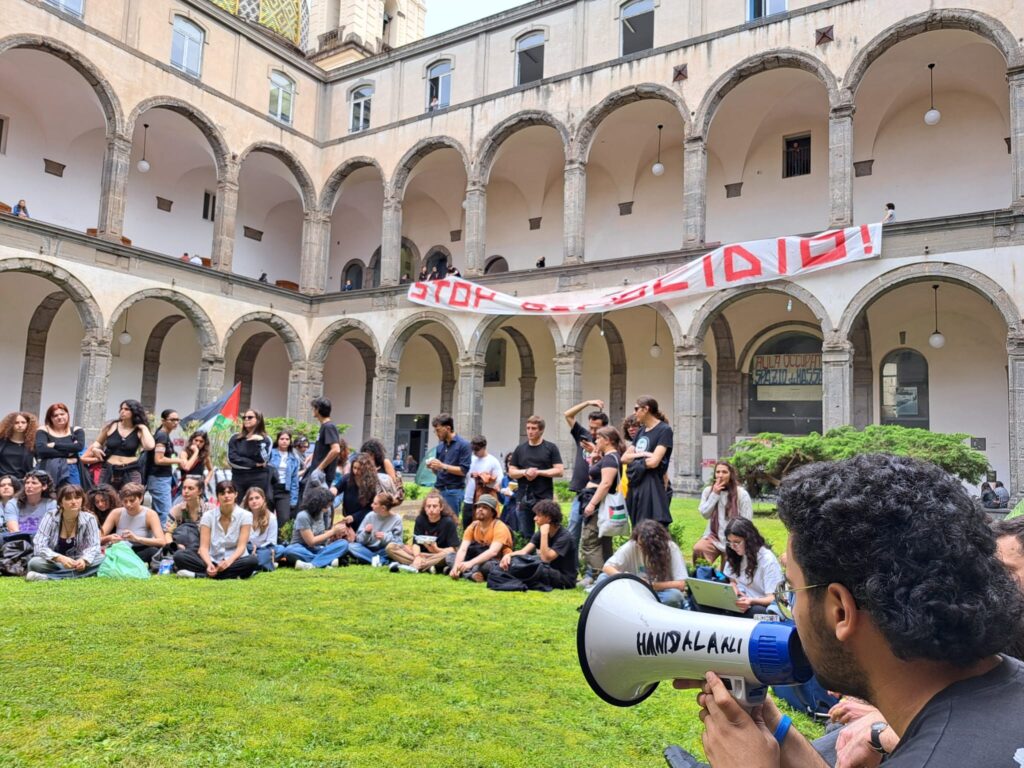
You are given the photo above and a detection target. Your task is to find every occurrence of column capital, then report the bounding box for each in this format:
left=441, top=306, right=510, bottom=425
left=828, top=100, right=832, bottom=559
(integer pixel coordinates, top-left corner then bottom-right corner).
left=684, top=134, right=707, bottom=149
left=303, top=209, right=330, bottom=225
left=553, top=349, right=582, bottom=366
left=1007, top=333, right=1024, bottom=356
left=375, top=362, right=400, bottom=380
left=564, top=159, right=587, bottom=174
left=674, top=344, right=704, bottom=365
left=109, top=132, right=133, bottom=153
left=218, top=158, right=241, bottom=183
left=200, top=353, right=225, bottom=366
left=1007, top=65, right=1024, bottom=82
left=81, top=333, right=113, bottom=354
left=384, top=196, right=403, bottom=212
left=457, top=355, right=486, bottom=372
left=829, top=103, right=856, bottom=120
left=465, top=181, right=487, bottom=196
left=822, top=339, right=854, bottom=357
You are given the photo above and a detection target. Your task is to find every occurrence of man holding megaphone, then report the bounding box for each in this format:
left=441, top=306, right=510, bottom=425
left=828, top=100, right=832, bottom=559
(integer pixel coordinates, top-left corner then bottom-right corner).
left=675, top=455, right=1024, bottom=768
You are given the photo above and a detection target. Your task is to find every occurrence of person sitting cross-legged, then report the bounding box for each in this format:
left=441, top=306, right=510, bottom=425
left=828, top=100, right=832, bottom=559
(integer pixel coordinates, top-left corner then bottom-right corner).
left=600, top=519, right=689, bottom=607
left=26, top=484, right=104, bottom=581
left=100, top=482, right=167, bottom=565
left=173, top=480, right=259, bottom=579
left=495, top=499, right=578, bottom=590
left=386, top=490, right=460, bottom=573
left=277, top=487, right=352, bottom=570
left=445, top=494, right=513, bottom=582
left=349, top=491, right=403, bottom=565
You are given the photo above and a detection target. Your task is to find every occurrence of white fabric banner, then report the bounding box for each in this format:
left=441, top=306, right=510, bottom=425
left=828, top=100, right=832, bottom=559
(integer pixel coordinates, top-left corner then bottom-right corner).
left=406, top=224, right=882, bottom=315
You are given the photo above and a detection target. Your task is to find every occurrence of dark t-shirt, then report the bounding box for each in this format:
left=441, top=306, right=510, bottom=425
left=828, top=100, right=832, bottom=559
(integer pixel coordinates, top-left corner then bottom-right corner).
left=529, top=525, right=577, bottom=586
left=147, top=429, right=176, bottom=478
left=0, top=440, right=33, bottom=478
left=883, top=655, right=1024, bottom=767
left=311, top=421, right=341, bottom=485
left=510, top=440, right=563, bottom=504
left=588, top=452, right=620, bottom=484
left=569, top=422, right=594, bottom=492
left=633, top=420, right=673, bottom=477
left=412, top=514, right=460, bottom=550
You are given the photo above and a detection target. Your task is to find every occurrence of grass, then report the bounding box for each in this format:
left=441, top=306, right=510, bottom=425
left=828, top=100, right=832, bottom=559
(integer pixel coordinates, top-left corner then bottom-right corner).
left=0, top=499, right=814, bottom=768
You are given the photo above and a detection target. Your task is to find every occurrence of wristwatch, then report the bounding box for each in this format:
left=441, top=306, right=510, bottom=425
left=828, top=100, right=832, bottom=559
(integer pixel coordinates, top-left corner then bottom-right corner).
left=868, top=721, right=889, bottom=755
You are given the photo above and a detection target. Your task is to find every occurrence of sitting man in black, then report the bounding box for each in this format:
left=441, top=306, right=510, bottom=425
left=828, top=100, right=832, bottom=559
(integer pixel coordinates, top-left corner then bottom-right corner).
left=496, top=499, right=577, bottom=590
left=681, top=454, right=1024, bottom=768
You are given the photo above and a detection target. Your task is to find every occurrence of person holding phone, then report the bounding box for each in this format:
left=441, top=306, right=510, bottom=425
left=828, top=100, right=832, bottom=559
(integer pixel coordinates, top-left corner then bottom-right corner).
left=564, top=398, right=609, bottom=574
left=693, top=460, right=753, bottom=567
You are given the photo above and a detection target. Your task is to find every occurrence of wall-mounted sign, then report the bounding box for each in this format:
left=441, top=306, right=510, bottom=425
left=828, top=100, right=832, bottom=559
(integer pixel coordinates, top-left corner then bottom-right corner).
left=752, top=353, right=822, bottom=401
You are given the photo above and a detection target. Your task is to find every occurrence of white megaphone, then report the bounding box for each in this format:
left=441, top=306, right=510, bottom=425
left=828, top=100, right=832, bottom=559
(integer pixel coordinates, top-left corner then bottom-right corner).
left=577, top=574, right=812, bottom=707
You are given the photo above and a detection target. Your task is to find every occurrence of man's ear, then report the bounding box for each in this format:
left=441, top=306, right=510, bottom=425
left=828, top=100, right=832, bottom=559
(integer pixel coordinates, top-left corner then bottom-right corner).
left=828, top=583, right=862, bottom=642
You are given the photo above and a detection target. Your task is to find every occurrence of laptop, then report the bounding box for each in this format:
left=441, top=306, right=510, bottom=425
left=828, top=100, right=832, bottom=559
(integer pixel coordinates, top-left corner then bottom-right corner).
left=687, top=578, right=744, bottom=613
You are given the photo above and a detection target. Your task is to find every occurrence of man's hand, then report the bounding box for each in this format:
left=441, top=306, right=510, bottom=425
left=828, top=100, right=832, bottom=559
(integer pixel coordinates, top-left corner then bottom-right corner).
left=828, top=697, right=878, bottom=725
left=835, top=715, right=885, bottom=768
left=499, top=554, right=512, bottom=570
left=525, top=467, right=538, bottom=480
left=426, top=458, right=441, bottom=471
left=539, top=523, right=550, bottom=537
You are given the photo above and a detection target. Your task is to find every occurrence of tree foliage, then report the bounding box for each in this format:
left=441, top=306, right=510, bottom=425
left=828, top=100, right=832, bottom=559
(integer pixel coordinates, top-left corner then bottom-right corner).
left=726, top=425, right=989, bottom=496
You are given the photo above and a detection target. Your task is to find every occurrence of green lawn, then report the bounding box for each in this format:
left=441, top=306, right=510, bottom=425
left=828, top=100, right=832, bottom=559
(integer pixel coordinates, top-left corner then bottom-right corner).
left=0, top=500, right=811, bottom=768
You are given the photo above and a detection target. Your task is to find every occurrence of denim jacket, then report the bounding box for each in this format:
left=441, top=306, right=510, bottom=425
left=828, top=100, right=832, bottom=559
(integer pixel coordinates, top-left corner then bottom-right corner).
left=269, top=449, right=301, bottom=506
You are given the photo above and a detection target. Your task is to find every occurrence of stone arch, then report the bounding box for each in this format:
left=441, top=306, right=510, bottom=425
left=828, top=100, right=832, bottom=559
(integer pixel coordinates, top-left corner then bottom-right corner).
left=20, top=292, right=68, bottom=414
left=319, top=156, right=386, bottom=213
left=692, top=49, right=842, bottom=140
left=565, top=314, right=629, bottom=424
left=237, top=141, right=318, bottom=213
left=0, top=34, right=124, bottom=136
left=842, top=9, right=1023, bottom=101
left=140, top=314, right=185, bottom=414
left=468, top=314, right=563, bottom=363
left=687, top=282, right=834, bottom=346
left=573, top=83, right=692, bottom=163
left=126, top=96, right=232, bottom=177
left=222, top=311, right=307, bottom=365
left=309, top=317, right=381, bottom=365
left=422, top=244, right=452, bottom=274
left=340, top=258, right=366, bottom=289
left=105, top=288, right=219, bottom=353
left=421, top=333, right=456, bottom=414
left=390, top=136, right=472, bottom=200
left=473, top=111, right=571, bottom=185
left=837, top=262, right=1022, bottom=341
left=0, top=257, right=104, bottom=335
left=382, top=311, right=466, bottom=366
left=233, top=332, right=275, bottom=413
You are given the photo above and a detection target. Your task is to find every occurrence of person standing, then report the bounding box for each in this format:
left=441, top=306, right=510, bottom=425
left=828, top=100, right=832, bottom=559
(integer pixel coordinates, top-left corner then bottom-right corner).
left=145, top=409, right=181, bottom=525
left=425, top=414, right=471, bottom=521
left=88, top=400, right=155, bottom=492
left=508, top=416, right=564, bottom=539
left=269, top=430, right=301, bottom=528
left=579, top=425, right=625, bottom=581
left=309, top=397, right=342, bottom=486
left=462, top=435, right=504, bottom=530
left=621, top=396, right=673, bottom=528
left=0, top=411, right=37, bottom=479
left=34, top=403, right=86, bottom=489
left=563, top=398, right=608, bottom=562
left=12, top=199, right=30, bottom=218
left=227, top=410, right=272, bottom=500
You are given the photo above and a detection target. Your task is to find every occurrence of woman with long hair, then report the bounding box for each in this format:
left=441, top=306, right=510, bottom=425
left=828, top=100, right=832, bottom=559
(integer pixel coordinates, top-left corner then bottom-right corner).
left=0, top=475, right=21, bottom=534
left=85, top=484, right=120, bottom=528
left=694, top=460, right=753, bottom=566
left=359, top=438, right=401, bottom=491
left=87, top=400, right=155, bottom=492
left=601, top=519, right=688, bottom=607
left=621, top=396, right=673, bottom=528
left=385, top=490, right=459, bottom=573
left=227, top=410, right=272, bottom=500
left=332, top=452, right=385, bottom=530
left=721, top=518, right=783, bottom=615
left=35, top=403, right=87, bottom=489
left=579, top=425, right=627, bottom=580
left=4, top=468, right=57, bottom=536
left=178, top=431, right=214, bottom=493
left=0, top=411, right=37, bottom=479
left=26, top=484, right=103, bottom=581
left=172, top=480, right=259, bottom=579
left=277, top=486, right=352, bottom=569
left=349, top=491, right=403, bottom=565
left=242, top=486, right=278, bottom=571
left=269, top=430, right=301, bottom=528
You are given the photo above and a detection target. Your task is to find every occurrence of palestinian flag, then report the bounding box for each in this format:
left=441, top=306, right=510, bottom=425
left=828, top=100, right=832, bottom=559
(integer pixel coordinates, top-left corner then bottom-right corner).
left=179, top=383, right=242, bottom=434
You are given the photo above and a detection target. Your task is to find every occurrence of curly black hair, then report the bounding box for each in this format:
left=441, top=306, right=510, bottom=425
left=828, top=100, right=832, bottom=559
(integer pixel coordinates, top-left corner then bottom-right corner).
left=778, top=453, right=1024, bottom=666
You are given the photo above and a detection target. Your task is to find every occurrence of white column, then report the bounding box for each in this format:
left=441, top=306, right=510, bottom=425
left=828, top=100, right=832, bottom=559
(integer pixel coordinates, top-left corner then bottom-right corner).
left=562, top=162, right=586, bottom=265
left=380, top=197, right=402, bottom=287
left=75, top=334, right=113, bottom=440
left=96, top=133, right=131, bottom=241
left=463, top=183, right=487, bottom=277
left=553, top=350, right=583, bottom=477
left=821, top=339, right=854, bottom=432
left=212, top=160, right=240, bottom=273
left=828, top=104, right=855, bottom=228
left=300, top=211, right=331, bottom=295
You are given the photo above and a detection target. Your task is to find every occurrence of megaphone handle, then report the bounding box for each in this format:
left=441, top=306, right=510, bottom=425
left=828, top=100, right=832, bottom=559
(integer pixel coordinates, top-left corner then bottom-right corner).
left=721, top=676, right=769, bottom=709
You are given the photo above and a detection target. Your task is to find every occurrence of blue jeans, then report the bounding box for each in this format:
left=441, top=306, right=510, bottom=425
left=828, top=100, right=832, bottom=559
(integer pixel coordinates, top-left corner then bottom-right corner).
left=438, top=488, right=465, bottom=521
left=254, top=545, right=277, bottom=572
left=278, top=539, right=349, bottom=568
left=349, top=542, right=388, bottom=565
left=147, top=475, right=173, bottom=525
left=568, top=496, right=583, bottom=553
left=27, top=555, right=104, bottom=579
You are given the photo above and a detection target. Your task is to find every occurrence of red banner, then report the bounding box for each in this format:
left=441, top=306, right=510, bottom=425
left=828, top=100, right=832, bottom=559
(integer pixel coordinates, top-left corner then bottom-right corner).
left=406, top=224, right=882, bottom=315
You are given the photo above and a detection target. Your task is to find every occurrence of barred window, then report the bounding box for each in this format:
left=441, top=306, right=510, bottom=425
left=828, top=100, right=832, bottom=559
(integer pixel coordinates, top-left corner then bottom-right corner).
left=783, top=135, right=811, bottom=178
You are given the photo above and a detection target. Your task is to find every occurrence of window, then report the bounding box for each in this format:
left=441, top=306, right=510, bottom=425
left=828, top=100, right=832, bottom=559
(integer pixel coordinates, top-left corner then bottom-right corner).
left=750, top=0, right=786, bottom=20
left=516, top=32, right=545, bottom=86
left=880, top=349, right=929, bottom=429
left=485, top=256, right=509, bottom=274
left=427, top=61, right=452, bottom=111
left=747, top=332, right=822, bottom=434
left=269, top=71, right=295, bottom=124
left=703, top=360, right=712, bottom=435
left=44, top=0, right=83, bottom=17
left=621, top=0, right=654, bottom=56
left=783, top=134, right=811, bottom=178
left=343, top=262, right=364, bottom=290
left=350, top=86, right=373, bottom=133
left=171, top=16, right=204, bottom=78
left=202, top=190, right=217, bottom=222
left=425, top=249, right=449, bottom=277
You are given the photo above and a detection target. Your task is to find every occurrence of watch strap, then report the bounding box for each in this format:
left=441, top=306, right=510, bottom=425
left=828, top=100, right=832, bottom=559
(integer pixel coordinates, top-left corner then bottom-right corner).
left=869, top=721, right=889, bottom=754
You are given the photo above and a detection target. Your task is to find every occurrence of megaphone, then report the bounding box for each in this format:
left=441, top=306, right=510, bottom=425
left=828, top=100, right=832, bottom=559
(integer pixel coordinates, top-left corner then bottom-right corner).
left=577, top=573, right=812, bottom=707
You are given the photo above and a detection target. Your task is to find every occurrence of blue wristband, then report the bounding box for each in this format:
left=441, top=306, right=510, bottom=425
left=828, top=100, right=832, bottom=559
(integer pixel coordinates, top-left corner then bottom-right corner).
left=773, top=714, right=792, bottom=746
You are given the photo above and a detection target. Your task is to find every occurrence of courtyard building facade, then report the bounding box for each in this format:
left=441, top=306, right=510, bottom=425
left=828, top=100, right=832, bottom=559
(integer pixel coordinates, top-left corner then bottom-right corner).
left=1, top=0, right=1023, bottom=494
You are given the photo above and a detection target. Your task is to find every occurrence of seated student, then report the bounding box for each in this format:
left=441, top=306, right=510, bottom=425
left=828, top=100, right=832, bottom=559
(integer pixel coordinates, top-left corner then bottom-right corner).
left=3, top=469, right=57, bottom=536
left=331, top=453, right=380, bottom=530
left=349, top=491, right=403, bottom=565
left=85, top=484, right=119, bottom=529
left=386, top=490, right=460, bottom=573
left=445, top=494, right=513, bottom=582
left=496, top=499, right=577, bottom=590
left=601, top=519, right=689, bottom=607
left=164, top=476, right=207, bottom=554
left=100, top=482, right=167, bottom=564
left=242, top=487, right=279, bottom=572
left=719, top=517, right=784, bottom=616
left=0, top=475, right=20, bottom=534
left=692, top=460, right=753, bottom=567
left=26, top=484, right=104, bottom=581
left=173, top=480, right=259, bottom=579
left=277, top=487, right=351, bottom=570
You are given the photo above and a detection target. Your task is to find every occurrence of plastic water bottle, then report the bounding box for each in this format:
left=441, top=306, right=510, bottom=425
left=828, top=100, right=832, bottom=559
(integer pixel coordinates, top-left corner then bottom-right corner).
left=158, top=557, right=173, bottom=575
left=371, top=554, right=381, bottom=568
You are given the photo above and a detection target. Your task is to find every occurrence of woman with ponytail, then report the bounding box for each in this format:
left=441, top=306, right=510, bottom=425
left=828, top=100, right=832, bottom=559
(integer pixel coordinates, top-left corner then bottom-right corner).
left=693, top=460, right=753, bottom=566
left=621, top=396, right=673, bottom=528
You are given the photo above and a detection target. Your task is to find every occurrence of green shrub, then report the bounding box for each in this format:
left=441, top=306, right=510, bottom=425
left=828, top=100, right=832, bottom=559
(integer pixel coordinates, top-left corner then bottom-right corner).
left=553, top=480, right=575, bottom=503
left=403, top=482, right=424, bottom=501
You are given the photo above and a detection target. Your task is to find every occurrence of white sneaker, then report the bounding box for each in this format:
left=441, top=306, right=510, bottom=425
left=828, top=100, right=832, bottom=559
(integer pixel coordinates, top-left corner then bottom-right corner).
left=175, top=570, right=196, bottom=579
left=397, top=564, right=419, bottom=574
left=295, top=560, right=315, bottom=570
left=25, top=571, right=49, bottom=582
left=329, top=559, right=340, bottom=568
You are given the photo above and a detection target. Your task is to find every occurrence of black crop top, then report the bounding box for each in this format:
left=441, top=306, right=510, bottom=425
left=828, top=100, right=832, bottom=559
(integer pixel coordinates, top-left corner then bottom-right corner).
left=104, top=427, right=141, bottom=458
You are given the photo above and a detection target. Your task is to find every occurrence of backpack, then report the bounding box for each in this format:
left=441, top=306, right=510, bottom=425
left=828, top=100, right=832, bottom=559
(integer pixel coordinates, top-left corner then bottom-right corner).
left=0, top=537, right=34, bottom=577
left=486, top=568, right=528, bottom=591
left=172, top=520, right=201, bottom=553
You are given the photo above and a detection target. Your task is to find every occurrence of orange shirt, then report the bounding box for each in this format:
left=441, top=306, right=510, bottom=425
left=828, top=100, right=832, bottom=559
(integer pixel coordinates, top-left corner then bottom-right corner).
left=463, top=519, right=513, bottom=555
